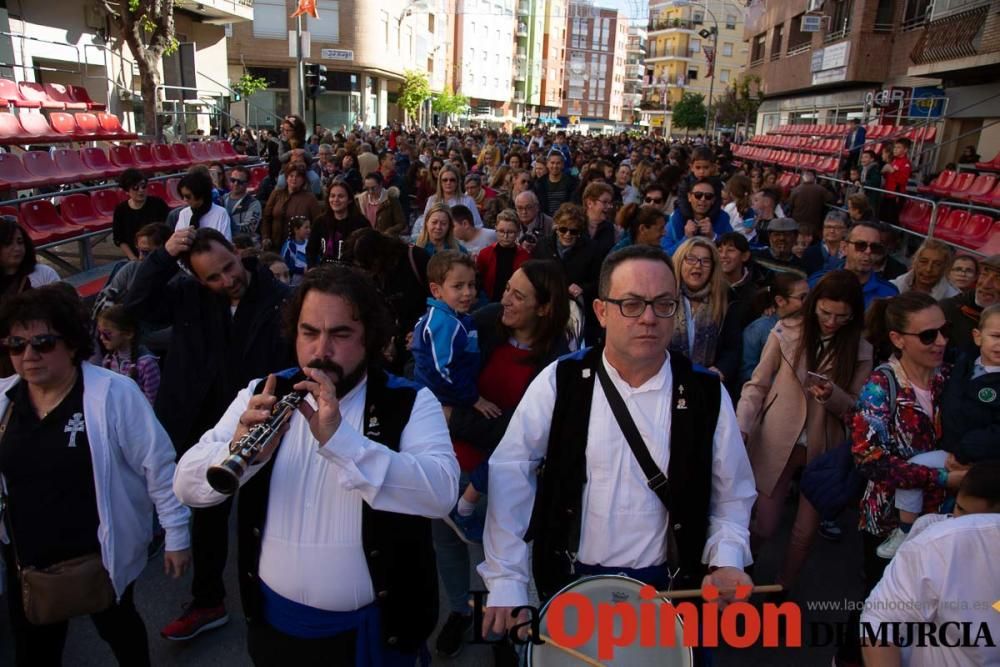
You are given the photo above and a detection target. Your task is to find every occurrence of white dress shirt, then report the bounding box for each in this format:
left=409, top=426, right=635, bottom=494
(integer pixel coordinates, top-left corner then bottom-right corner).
left=862, top=513, right=1000, bottom=667
left=478, top=351, right=756, bottom=608
left=174, top=374, right=459, bottom=611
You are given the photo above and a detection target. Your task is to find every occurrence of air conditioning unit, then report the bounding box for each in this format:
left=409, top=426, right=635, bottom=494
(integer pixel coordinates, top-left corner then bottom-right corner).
left=801, top=14, right=824, bottom=32
left=807, top=0, right=825, bottom=12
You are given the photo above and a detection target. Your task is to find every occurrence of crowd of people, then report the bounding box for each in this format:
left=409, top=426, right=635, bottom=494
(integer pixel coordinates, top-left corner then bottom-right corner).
left=0, top=116, right=997, bottom=667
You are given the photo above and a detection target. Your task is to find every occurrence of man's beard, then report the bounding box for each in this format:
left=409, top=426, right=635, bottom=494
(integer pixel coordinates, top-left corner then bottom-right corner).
left=306, top=358, right=367, bottom=398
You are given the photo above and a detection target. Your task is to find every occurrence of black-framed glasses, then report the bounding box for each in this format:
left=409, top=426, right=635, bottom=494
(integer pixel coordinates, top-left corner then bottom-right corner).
left=230, top=178, right=248, bottom=185
left=682, top=255, right=713, bottom=268
left=691, top=191, right=715, bottom=201
left=555, top=227, right=581, bottom=236
left=1, top=334, right=63, bottom=355
left=644, top=197, right=664, bottom=204
left=849, top=240, right=886, bottom=255
left=604, top=297, right=678, bottom=318
left=898, top=324, right=951, bottom=345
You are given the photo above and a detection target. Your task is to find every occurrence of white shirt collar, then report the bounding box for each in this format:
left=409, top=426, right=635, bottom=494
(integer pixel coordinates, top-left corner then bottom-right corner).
left=601, top=350, right=671, bottom=395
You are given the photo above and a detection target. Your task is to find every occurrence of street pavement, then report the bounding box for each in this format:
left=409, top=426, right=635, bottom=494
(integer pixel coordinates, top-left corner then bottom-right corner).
left=1, top=494, right=863, bottom=666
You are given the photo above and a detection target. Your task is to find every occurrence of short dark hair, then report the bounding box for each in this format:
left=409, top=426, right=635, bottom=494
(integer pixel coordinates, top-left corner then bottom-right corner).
left=848, top=220, right=883, bottom=238
left=959, top=461, right=1000, bottom=508
left=178, top=170, right=213, bottom=203
left=364, top=171, right=384, bottom=186
left=135, top=222, right=171, bottom=247
left=598, top=245, right=675, bottom=300
left=282, top=263, right=393, bottom=362
left=0, top=283, right=93, bottom=363
left=0, top=217, right=36, bottom=278
left=179, top=228, right=236, bottom=273
left=427, top=250, right=475, bottom=285
left=691, top=146, right=715, bottom=163
left=118, top=168, right=146, bottom=192
left=229, top=165, right=250, bottom=180
left=689, top=176, right=716, bottom=192
left=717, top=231, right=750, bottom=254
left=861, top=149, right=877, bottom=160
left=450, top=204, right=475, bottom=226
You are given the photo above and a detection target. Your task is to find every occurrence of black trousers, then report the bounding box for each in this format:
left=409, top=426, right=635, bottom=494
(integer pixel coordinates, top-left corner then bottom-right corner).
left=247, top=622, right=357, bottom=667
left=3, top=546, right=149, bottom=667
left=190, top=496, right=234, bottom=607
left=836, top=531, right=890, bottom=663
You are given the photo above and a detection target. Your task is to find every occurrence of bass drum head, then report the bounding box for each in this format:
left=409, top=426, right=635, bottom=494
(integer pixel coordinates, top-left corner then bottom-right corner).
left=527, top=575, right=693, bottom=666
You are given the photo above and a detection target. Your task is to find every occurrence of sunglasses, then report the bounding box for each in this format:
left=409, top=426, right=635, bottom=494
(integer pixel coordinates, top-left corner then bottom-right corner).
left=130, top=182, right=148, bottom=191
left=555, top=227, right=581, bottom=236
left=898, top=324, right=951, bottom=345
left=2, top=334, right=63, bottom=355
left=230, top=178, right=248, bottom=185
left=849, top=240, right=886, bottom=254
left=644, top=197, right=664, bottom=204
left=691, top=191, right=715, bottom=201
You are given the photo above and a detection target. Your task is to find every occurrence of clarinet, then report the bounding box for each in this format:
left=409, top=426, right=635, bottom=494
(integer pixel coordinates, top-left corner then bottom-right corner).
left=206, top=385, right=306, bottom=495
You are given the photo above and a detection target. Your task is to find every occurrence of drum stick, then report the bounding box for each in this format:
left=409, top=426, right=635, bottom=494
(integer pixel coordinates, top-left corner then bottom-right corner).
left=656, top=584, right=783, bottom=599
left=537, top=633, right=607, bottom=667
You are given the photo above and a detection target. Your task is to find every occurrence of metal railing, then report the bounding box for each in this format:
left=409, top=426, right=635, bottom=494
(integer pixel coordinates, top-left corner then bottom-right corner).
left=195, top=69, right=284, bottom=129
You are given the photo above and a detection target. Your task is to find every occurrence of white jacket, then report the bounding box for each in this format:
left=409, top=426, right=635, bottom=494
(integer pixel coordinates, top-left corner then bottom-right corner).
left=175, top=204, right=233, bottom=240
left=890, top=270, right=960, bottom=301
left=0, top=363, right=190, bottom=598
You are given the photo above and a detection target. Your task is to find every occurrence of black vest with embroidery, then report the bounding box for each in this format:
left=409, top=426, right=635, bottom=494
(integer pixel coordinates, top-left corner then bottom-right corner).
left=526, top=347, right=721, bottom=599
left=236, top=368, right=438, bottom=653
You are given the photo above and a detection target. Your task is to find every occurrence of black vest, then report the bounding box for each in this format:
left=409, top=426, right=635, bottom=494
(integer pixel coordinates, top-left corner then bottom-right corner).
left=526, top=348, right=721, bottom=599
left=236, top=368, right=438, bottom=653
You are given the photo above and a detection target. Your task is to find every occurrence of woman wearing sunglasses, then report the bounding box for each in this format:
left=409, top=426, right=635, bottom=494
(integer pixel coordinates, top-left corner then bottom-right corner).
left=738, top=270, right=871, bottom=591
left=854, top=292, right=961, bottom=588
left=0, top=285, right=190, bottom=664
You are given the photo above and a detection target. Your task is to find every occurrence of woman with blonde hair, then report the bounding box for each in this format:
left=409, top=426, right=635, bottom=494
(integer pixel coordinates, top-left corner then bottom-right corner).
left=412, top=164, right=482, bottom=239
left=414, top=202, right=466, bottom=256
left=669, top=237, right=740, bottom=384
left=631, top=160, right=655, bottom=191
left=890, top=238, right=959, bottom=300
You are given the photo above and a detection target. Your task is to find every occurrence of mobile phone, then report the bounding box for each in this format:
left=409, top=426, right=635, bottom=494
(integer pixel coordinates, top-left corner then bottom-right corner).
left=805, top=371, right=830, bottom=387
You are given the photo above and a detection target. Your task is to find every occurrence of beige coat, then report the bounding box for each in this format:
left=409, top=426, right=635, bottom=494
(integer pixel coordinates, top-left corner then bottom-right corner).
left=736, top=318, right=873, bottom=497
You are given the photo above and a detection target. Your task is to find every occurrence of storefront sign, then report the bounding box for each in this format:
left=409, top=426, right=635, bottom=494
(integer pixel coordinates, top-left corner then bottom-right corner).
left=811, top=42, right=849, bottom=84
left=320, top=49, right=354, bottom=61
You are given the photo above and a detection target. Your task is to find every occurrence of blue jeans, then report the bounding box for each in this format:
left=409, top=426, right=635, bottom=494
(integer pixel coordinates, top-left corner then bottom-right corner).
left=431, top=473, right=486, bottom=615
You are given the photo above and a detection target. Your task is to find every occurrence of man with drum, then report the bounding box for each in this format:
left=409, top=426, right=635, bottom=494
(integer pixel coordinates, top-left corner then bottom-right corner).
left=480, top=245, right=757, bottom=645
left=173, top=265, right=460, bottom=665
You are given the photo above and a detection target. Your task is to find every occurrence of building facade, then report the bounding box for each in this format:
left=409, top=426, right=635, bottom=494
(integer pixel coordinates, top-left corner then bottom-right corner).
left=512, top=0, right=545, bottom=120
left=624, top=25, right=648, bottom=128
left=643, top=0, right=746, bottom=136
left=539, top=0, right=569, bottom=114
left=455, top=0, right=516, bottom=121
left=562, top=0, right=628, bottom=130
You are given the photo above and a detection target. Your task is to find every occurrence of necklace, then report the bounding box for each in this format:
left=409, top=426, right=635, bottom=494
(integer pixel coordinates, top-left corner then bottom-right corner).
left=32, top=372, right=78, bottom=419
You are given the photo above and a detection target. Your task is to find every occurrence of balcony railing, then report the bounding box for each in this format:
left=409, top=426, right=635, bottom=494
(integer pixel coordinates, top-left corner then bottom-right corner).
left=645, top=46, right=696, bottom=59
left=647, top=17, right=696, bottom=32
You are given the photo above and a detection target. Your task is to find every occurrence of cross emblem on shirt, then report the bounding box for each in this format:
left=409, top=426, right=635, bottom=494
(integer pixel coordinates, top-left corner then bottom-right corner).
left=64, top=413, right=85, bottom=448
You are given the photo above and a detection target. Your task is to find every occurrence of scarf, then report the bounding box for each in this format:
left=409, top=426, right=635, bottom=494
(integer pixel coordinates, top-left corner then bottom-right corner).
left=671, top=283, right=720, bottom=368
left=189, top=199, right=213, bottom=229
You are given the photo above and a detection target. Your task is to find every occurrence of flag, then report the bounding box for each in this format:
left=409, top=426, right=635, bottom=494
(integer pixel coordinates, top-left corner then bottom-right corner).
left=291, top=0, right=319, bottom=19
left=704, top=46, right=716, bottom=78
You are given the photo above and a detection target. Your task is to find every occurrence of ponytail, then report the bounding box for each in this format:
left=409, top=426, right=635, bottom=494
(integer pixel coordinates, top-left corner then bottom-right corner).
left=865, top=292, right=938, bottom=360
left=749, top=273, right=801, bottom=321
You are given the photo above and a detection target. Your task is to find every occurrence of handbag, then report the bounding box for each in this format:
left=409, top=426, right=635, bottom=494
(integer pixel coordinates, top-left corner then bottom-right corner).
left=0, top=404, right=116, bottom=625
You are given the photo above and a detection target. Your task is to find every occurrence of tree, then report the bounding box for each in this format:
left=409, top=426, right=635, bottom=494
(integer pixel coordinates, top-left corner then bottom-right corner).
left=232, top=73, right=270, bottom=125
left=432, top=87, right=469, bottom=125
left=671, top=92, right=706, bottom=135
left=713, top=74, right=763, bottom=133
left=101, top=0, right=179, bottom=137
left=397, top=70, right=432, bottom=123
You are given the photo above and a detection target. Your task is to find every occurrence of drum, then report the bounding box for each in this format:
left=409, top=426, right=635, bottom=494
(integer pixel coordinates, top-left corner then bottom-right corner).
left=527, top=575, right=694, bottom=666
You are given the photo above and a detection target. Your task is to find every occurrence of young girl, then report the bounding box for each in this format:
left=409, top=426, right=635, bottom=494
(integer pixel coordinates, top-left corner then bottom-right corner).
left=281, top=215, right=310, bottom=285
left=97, top=304, right=160, bottom=405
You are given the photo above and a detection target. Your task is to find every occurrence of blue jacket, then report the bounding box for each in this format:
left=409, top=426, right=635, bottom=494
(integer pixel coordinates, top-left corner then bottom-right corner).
left=411, top=298, right=481, bottom=407
left=808, top=269, right=898, bottom=309
left=661, top=208, right=733, bottom=256
left=740, top=314, right=778, bottom=384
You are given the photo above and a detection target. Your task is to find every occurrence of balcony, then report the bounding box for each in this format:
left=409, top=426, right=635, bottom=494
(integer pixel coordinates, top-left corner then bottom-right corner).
left=517, top=1, right=529, bottom=16
left=517, top=22, right=528, bottom=37
left=644, top=46, right=696, bottom=63
left=514, top=66, right=527, bottom=81
left=910, top=4, right=992, bottom=70
left=174, top=0, right=254, bottom=23
left=513, top=92, right=525, bottom=103
left=647, top=17, right=697, bottom=35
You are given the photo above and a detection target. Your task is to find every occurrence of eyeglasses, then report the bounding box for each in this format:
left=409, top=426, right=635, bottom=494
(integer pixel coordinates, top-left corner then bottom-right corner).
left=898, top=324, right=951, bottom=345
left=230, top=178, right=247, bottom=185
left=691, top=191, right=715, bottom=201
left=130, top=182, right=148, bottom=191
left=97, top=328, right=114, bottom=339
left=1, top=334, right=63, bottom=355
left=849, top=240, right=886, bottom=255
left=644, top=197, right=664, bottom=205
left=788, top=292, right=809, bottom=302
left=555, top=227, right=581, bottom=236
left=440, top=177, right=457, bottom=182
left=604, top=297, right=678, bottom=318
left=683, top=255, right=713, bottom=268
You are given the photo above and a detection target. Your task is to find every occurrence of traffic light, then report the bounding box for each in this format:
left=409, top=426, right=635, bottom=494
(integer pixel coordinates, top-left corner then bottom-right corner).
left=305, top=63, right=327, bottom=98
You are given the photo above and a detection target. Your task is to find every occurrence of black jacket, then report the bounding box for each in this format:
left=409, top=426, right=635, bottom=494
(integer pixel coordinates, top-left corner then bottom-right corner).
left=124, top=249, right=293, bottom=450
left=941, top=352, right=1000, bottom=464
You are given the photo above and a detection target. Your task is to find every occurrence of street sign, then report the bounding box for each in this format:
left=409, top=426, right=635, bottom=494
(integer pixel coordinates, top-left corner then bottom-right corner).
left=320, top=49, right=354, bottom=61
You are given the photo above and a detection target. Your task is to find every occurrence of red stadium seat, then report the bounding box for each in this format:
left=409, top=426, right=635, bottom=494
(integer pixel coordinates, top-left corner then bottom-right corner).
left=933, top=208, right=969, bottom=243
left=95, top=112, right=138, bottom=140
left=164, top=178, right=186, bottom=208
left=146, top=180, right=169, bottom=203
left=60, top=193, right=110, bottom=231
left=171, top=143, right=194, bottom=168
left=899, top=200, right=932, bottom=233
left=109, top=145, right=139, bottom=171
left=18, top=82, right=62, bottom=109
left=958, top=214, right=996, bottom=249
left=18, top=112, right=61, bottom=143
left=247, top=165, right=267, bottom=194
left=21, top=151, right=66, bottom=187
left=67, top=84, right=106, bottom=111
left=152, top=143, right=183, bottom=170
left=19, top=200, right=79, bottom=243
left=0, top=205, right=18, bottom=218
left=131, top=144, right=158, bottom=173
left=188, top=141, right=211, bottom=163
left=919, top=169, right=956, bottom=196
left=0, top=78, right=41, bottom=108
left=976, top=151, right=1000, bottom=172
left=971, top=181, right=1000, bottom=208
left=53, top=148, right=103, bottom=182
left=215, top=141, right=245, bottom=164
left=0, top=112, right=30, bottom=144
left=955, top=174, right=997, bottom=202
left=73, top=113, right=101, bottom=138
left=47, top=112, right=81, bottom=140
left=942, top=171, right=977, bottom=199
left=0, top=152, right=52, bottom=190
left=82, top=147, right=123, bottom=179
left=92, top=188, right=126, bottom=218
left=44, top=83, right=88, bottom=111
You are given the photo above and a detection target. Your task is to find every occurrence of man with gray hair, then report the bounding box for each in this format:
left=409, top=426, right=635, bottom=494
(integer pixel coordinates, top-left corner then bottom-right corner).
left=357, top=142, right=378, bottom=178
left=514, top=190, right=553, bottom=238
left=802, top=210, right=849, bottom=275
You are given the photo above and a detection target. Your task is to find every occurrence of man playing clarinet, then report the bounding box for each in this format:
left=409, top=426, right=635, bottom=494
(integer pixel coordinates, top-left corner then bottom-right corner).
left=480, top=245, right=757, bottom=644
left=173, top=264, right=459, bottom=666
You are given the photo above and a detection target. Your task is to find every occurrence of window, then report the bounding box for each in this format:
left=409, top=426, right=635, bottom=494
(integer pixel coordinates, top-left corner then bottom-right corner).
left=787, top=14, right=812, bottom=52
left=903, top=0, right=931, bottom=28
left=253, top=0, right=288, bottom=39
left=687, top=67, right=698, bottom=81
left=690, top=38, right=701, bottom=53
left=874, top=0, right=895, bottom=31
left=722, top=42, right=733, bottom=57
left=827, top=0, right=854, bottom=40
left=751, top=33, right=766, bottom=63
left=428, top=14, right=435, bottom=32
left=770, top=23, right=783, bottom=59
left=693, top=11, right=704, bottom=24
left=482, top=50, right=487, bottom=61
left=720, top=69, right=730, bottom=83
left=725, top=14, right=737, bottom=29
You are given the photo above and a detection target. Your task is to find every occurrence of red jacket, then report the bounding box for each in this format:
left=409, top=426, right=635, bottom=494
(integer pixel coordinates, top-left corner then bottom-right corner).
left=884, top=156, right=912, bottom=196
left=476, top=242, right=530, bottom=299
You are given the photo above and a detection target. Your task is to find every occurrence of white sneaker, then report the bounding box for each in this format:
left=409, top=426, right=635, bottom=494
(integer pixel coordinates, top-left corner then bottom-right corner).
left=876, top=527, right=907, bottom=559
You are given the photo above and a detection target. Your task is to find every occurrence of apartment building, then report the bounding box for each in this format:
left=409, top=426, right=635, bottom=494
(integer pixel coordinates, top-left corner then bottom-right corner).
left=643, top=0, right=746, bottom=136
left=539, top=0, right=569, bottom=115
left=624, top=25, right=648, bottom=128
left=511, top=0, right=545, bottom=120
left=562, top=0, right=628, bottom=130
left=454, top=0, right=517, bottom=121
left=743, top=0, right=999, bottom=166
left=228, top=0, right=451, bottom=129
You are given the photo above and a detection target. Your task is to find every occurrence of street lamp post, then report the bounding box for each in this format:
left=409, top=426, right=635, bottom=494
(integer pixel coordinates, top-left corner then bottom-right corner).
left=395, top=0, right=430, bottom=126
left=675, top=0, right=720, bottom=138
